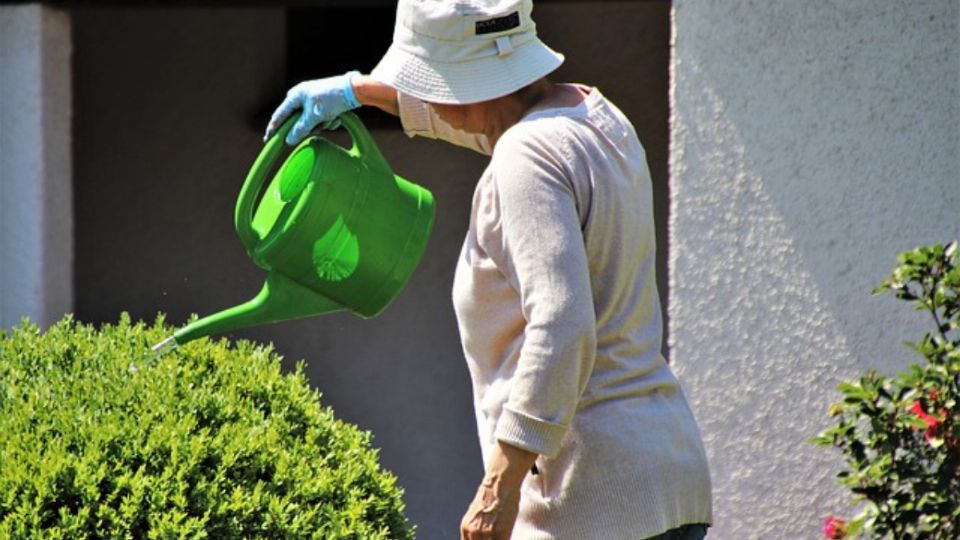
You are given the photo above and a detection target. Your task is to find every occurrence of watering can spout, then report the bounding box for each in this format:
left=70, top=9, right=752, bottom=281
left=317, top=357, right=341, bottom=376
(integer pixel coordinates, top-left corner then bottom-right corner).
left=172, top=272, right=344, bottom=345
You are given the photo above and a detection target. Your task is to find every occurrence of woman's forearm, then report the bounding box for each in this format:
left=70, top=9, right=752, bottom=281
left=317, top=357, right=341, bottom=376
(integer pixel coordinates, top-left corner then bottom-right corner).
left=352, top=75, right=399, bottom=117
left=485, top=440, right=538, bottom=494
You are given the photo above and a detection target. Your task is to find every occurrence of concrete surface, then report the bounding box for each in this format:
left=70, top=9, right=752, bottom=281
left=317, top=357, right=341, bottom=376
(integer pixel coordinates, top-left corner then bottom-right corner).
left=0, top=5, right=72, bottom=329
left=669, top=1, right=959, bottom=537
left=70, top=4, right=671, bottom=538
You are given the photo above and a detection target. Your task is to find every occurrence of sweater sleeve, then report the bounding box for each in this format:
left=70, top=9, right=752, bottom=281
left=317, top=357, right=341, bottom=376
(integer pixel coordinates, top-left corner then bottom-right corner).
left=397, top=92, right=493, bottom=156
left=488, top=124, right=597, bottom=458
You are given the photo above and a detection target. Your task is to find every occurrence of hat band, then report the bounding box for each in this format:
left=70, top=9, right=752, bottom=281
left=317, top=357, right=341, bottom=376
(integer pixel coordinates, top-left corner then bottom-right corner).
left=392, top=27, right=537, bottom=64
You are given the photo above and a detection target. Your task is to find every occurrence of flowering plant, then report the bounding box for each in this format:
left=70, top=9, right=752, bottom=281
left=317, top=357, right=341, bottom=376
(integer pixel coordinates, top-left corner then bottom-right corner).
left=811, top=242, right=960, bottom=539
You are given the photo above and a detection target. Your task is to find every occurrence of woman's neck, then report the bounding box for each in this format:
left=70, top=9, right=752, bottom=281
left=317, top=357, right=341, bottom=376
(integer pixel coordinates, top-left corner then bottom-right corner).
left=485, top=79, right=584, bottom=146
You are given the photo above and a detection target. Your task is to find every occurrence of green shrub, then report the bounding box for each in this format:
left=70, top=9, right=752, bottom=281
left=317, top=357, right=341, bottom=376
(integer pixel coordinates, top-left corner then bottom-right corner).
left=812, top=242, right=960, bottom=539
left=0, top=314, right=414, bottom=539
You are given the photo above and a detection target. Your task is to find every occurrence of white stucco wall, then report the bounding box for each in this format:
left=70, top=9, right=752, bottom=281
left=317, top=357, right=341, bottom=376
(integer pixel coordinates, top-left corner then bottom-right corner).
left=669, top=1, right=958, bottom=538
left=0, top=5, right=72, bottom=329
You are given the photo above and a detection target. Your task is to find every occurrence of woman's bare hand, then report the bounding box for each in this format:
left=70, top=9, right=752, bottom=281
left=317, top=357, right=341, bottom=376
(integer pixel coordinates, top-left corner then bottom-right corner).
left=460, top=476, right=521, bottom=540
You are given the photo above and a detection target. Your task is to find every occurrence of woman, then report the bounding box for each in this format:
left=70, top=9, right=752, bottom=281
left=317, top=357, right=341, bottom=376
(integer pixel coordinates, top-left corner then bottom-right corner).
left=264, top=1, right=713, bottom=538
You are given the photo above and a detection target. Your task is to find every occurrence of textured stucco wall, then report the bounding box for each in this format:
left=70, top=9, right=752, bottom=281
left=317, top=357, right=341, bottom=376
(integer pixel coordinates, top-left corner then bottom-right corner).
left=670, top=1, right=959, bottom=538
left=0, top=5, right=72, bottom=328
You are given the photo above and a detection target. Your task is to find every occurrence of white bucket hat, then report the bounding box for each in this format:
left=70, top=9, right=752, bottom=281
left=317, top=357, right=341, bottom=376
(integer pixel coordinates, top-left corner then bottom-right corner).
left=370, top=0, right=565, bottom=104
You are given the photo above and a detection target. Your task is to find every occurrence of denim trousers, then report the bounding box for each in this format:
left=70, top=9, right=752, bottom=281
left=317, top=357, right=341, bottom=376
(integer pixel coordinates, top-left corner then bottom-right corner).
left=643, top=523, right=709, bottom=540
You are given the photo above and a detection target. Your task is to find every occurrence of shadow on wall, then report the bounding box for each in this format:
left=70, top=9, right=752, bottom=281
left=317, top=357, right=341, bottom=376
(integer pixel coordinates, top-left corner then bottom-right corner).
left=669, top=1, right=959, bottom=538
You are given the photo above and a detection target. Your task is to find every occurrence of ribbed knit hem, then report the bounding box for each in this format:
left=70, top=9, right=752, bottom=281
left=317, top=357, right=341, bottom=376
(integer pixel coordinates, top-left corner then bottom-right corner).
left=495, top=407, right=568, bottom=458
left=514, top=457, right=713, bottom=539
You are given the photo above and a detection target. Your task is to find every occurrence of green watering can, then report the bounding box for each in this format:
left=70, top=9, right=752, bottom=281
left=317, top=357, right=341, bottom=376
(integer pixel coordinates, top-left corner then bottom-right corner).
left=155, top=112, right=435, bottom=350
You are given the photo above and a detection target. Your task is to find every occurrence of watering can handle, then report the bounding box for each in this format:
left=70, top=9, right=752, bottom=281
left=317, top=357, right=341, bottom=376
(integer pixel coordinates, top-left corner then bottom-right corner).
left=339, top=112, right=393, bottom=174
left=235, top=114, right=297, bottom=256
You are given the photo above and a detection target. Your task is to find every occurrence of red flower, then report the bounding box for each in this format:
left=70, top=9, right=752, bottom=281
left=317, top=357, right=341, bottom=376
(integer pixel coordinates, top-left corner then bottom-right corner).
left=823, top=515, right=848, bottom=539
left=909, top=401, right=942, bottom=429
left=908, top=400, right=950, bottom=446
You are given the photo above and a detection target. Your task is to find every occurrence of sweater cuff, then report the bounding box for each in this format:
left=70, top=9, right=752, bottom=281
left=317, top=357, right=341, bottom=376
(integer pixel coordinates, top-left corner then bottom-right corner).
left=397, top=92, right=434, bottom=139
left=495, top=407, right=568, bottom=458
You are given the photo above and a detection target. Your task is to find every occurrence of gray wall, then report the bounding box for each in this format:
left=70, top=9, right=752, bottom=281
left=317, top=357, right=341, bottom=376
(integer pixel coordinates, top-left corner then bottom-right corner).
left=71, top=3, right=669, bottom=538
left=670, top=1, right=959, bottom=538
left=0, top=5, right=72, bottom=329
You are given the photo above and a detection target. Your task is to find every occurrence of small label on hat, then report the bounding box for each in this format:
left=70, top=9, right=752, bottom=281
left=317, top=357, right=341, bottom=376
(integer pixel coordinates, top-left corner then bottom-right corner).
left=475, top=12, right=520, bottom=35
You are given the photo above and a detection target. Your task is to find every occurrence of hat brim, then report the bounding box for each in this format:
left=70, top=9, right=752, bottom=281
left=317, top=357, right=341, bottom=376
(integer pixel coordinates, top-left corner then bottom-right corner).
left=370, top=38, right=565, bottom=105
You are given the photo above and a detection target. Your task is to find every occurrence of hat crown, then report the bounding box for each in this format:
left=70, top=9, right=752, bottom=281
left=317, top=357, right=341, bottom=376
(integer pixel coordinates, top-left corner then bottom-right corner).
left=397, top=0, right=533, bottom=43
left=370, top=0, right=564, bottom=104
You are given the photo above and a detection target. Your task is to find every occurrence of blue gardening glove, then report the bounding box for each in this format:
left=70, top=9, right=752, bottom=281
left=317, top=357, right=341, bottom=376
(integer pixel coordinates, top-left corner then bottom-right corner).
left=264, top=70, right=362, bottom=145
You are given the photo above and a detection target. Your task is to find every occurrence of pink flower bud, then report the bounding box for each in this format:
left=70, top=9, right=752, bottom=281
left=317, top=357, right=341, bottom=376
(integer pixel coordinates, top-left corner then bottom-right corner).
left=823, top=515, right=848, bottom=539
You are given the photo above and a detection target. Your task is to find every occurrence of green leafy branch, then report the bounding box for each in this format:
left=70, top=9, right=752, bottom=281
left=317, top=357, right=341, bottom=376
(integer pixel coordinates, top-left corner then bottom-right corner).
left=812, top=242, right=960, bottom=539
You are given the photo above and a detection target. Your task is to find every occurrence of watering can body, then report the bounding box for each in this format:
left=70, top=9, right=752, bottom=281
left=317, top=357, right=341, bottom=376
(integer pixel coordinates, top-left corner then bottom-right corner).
left=171, top=112, right=434, bottom=344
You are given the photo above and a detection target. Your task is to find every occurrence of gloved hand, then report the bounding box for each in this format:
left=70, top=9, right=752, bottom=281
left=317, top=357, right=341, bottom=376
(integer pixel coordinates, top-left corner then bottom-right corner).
left=263, top=70, right=362, bottom=146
